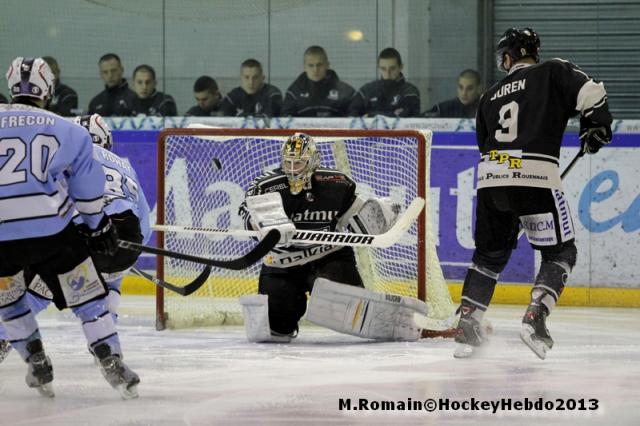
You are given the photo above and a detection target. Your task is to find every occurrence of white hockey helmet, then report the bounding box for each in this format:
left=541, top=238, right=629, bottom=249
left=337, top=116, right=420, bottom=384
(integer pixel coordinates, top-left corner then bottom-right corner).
left=281, top=132, right=320, bottom=195
left=74, top=114, right=113, bottom=150
left=6, top=57, right=55, bottom=101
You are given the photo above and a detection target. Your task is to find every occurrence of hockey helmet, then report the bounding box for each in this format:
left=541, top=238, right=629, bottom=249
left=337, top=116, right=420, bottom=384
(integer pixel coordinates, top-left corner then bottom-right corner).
left=496, top=27, right=540, bottom=72
left=74, top=114, right=113, bottom=150
left=281, top=132, right=320, bottom=195
left=6, top=57, right=55, bottom=101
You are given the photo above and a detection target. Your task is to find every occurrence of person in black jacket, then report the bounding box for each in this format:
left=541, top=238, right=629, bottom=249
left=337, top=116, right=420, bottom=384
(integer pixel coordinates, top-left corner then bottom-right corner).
left=42, top=56, right=78, bottom=116
left=126, top=64, right=177, bottom=117
left=0, top=93, right=7, bottom=103
left=424, top=69, right=482, bottom=118
left=88, top=53, right=134, bottom=116
left=221, top=59, right=282, bottom=117
left=282, top=46, right=355, bottom=117
left=185, top=75, right=223, bottom=117
left=348, top=48, right=420, bottom=117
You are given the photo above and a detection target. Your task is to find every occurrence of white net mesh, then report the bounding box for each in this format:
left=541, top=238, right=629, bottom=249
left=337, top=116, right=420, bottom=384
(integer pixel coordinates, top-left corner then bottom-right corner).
left=157, top=129, right=454, bottom=329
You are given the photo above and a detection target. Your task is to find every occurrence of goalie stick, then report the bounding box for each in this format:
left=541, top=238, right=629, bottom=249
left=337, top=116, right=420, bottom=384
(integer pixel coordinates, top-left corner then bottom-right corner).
left=118, top=228, right=281, bottom=270
left=152, top=197, right=425, bottom=249
left=130, top=266, right=212, bottom=296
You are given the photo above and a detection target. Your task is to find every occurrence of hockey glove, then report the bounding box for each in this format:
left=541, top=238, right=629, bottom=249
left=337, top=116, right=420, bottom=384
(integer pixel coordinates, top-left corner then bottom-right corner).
left=245, top=193, right=297, bottom=246
left=77, top=214, right=119, bottom=256
left=579, top=116, right=612, bottom=155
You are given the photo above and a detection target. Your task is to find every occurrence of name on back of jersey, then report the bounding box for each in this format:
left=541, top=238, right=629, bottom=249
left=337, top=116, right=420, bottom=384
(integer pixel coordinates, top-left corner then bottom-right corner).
left=0, top=114, right=56, bottom=129
left=489, top=78, right=526, bottom=101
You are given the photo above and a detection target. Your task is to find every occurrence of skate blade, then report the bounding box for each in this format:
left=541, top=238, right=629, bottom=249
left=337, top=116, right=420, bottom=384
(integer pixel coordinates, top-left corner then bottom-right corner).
left=520, top=324, right=549, bottom=360
left=36, top=383, right=55, bottom=398
left=454, top=343, right=479, bottom=359
left=116, top=383, right=139, bottom=400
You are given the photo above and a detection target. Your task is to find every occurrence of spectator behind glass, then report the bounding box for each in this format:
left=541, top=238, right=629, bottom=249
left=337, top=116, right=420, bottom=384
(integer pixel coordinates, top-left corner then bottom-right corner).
left=185, top=75, right=223, bottom=116
left=221, top=59, right=282, bottom=117
left=42, top=56, right=78, bottom=116
left=348, top=48, right=420, bottom=117
left=127, top=64, right=177, bottom=117
left=424, top=69, right=482, bottom=118
left=88, top=53, right=134, bottom=116
left=281, top=46, right=355, bottom=117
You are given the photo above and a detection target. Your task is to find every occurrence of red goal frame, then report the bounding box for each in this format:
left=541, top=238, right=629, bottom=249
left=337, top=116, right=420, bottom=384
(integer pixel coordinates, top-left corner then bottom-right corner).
left=155, top=128, right=428, bottom=331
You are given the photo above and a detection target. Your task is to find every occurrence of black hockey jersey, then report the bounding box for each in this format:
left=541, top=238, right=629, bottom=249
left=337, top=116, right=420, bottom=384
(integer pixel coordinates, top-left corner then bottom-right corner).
left=238, top=167, right=357, bottom=267
left=124, top=90, right=178, bottom=117
left=348, top=74, right=420, bottom=117
left=221, top=83, right=282, bottom=117
left=47, top=81, right=78, bottom=116
left=281, top=70, right=355, bottom=117
left=476, top=59, right=611, bottom=189
left=88, top=79, right=134, bottom=117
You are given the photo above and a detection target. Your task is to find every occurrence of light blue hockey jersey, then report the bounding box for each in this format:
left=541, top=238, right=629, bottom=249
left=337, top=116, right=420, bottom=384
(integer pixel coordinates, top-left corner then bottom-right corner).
left=91, top=145, right=151, bottom=244
left=0, top=104, right=106, bottom=241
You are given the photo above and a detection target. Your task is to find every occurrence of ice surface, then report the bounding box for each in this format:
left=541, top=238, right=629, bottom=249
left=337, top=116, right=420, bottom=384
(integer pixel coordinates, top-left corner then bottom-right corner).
left=1, top=296, right=639, bottom=425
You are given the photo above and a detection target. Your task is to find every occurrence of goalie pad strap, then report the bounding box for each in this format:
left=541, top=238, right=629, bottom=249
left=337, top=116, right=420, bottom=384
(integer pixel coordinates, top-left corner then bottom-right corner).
left=306, top=278, right=427, bottom=341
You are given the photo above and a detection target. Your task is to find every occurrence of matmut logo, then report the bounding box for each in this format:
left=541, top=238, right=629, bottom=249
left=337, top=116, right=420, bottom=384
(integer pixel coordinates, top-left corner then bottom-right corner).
left=488, top=150, right=522, bottom=169
left=291, top=209, right=339, bottom=222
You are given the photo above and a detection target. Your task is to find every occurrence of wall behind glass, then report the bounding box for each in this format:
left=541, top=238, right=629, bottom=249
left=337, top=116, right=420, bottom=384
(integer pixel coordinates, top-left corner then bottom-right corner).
left=2, top=0, right=635, bottom=117
left=0, top=0, right=487, bottom=115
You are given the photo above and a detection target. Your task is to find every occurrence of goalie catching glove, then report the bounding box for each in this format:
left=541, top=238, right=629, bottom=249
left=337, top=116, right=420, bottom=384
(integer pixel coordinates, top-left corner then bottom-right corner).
left=579, top=116, right=612, bottom=155
left=245, top=192, right=296, bottom=246
left=338, top=197, right=401, bottom=235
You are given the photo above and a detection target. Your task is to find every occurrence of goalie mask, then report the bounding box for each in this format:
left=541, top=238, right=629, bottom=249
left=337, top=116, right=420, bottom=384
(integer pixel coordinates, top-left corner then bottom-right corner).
left=496, top=27, right=540, bottom=72
left=281, top=132, right=320, bottom=195
left=6, top=57, right=55, bottom=101
left=74, top=114, right=113, bottom=150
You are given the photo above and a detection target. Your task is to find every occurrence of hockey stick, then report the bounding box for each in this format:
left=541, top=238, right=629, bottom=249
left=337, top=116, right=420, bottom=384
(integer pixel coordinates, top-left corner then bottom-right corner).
left=117, top=228, right=281, bottom=270
left=152, top=197, right=426, bottom=249
left=517, top=150, right=584, bottom=239
left=130, top=266, right=212, bottom=296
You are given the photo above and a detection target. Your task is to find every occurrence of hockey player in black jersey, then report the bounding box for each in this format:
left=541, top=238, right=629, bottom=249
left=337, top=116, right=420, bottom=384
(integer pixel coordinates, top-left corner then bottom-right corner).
left=454, top=28, right=613, bottom=359
left=237, top=133, right=426, bottom=342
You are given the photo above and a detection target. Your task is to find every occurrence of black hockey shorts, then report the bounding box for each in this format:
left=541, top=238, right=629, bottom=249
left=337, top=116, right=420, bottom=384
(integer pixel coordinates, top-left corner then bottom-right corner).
left=0, top=222, right=104, bottom=309
left=90, top=210, right=144, bottom=273
left=258, top=247, right=364, bottom=334
left=475, top=186, right=576, bottom=254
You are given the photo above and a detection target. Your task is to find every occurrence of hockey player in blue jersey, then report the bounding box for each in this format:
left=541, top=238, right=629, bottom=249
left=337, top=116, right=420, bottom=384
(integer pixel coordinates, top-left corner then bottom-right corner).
left=0, top=115, right=151, bottom=367
left=0, top=57, right=139, bottom=399
left=72, top=113, right=151, bottom=320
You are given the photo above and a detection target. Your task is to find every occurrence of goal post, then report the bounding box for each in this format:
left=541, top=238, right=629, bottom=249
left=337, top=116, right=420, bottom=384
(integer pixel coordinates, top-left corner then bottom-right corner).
left=155, top=128, right=454, bottom=331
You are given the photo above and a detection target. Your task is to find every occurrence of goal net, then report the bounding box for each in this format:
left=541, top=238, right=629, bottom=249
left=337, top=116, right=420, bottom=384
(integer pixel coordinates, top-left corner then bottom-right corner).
left=155, top=128, right=454, bottom=331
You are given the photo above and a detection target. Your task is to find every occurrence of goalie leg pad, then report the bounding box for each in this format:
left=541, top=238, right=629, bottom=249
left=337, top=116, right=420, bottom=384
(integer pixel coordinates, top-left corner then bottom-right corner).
left=307, top=278, right=427, bottom=341
left=239, top=295, right=292, bottom=343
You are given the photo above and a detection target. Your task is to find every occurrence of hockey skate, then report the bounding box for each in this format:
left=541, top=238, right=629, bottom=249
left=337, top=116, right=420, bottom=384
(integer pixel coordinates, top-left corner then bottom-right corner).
left=453, top=305, right=488, bottom=359
left=94, top=343, right=140, bottom=400
left=0, top=339, right=11, bottom=364
left=520, top=303, right=553, bottom=360
left=25, top=340, right=55, bottom=398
